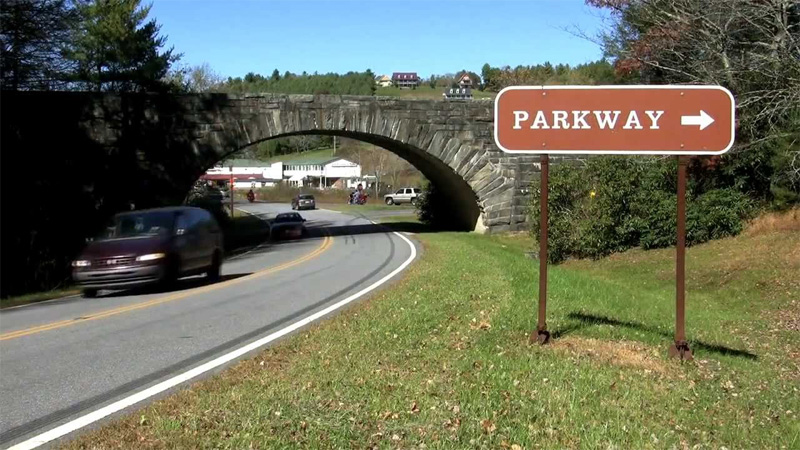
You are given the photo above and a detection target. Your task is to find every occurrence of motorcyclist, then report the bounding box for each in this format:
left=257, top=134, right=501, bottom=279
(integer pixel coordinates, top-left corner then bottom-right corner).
left=354, top=184, right=364, bottom=204
left=247, top=189, right=255, bottom=202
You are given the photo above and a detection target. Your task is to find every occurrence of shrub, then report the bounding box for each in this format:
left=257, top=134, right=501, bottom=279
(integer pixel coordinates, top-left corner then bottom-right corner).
left=528, top=157, right=756, bottom=263
left=415, top=181, right=462, bottom=230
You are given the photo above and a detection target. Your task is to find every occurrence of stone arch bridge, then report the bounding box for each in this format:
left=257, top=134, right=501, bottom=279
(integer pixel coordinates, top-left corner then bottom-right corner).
left=1, top=92, right=545, bottom=233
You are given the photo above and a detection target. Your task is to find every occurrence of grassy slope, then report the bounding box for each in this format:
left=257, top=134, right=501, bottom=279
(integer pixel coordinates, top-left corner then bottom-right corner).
left=66, top=217, right=799, bottom=449
left=318, top=204, right=416, bottom=214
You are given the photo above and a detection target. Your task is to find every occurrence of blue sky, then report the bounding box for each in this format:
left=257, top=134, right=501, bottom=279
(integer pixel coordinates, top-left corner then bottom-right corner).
left=150, top=0, right=609, bottom=80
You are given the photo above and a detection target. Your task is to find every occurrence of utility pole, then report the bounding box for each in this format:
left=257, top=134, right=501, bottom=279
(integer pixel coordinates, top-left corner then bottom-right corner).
left=229, top=166, right=234, bottom=217
left=333, top=136, right=336, bottom=156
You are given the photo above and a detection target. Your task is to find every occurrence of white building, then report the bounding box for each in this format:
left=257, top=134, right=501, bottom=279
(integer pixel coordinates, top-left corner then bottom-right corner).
left=202, top=159, right=284, bottom=189
left=202, top=156, right=369, bottom=190
left=283, top=156, right=363, bottom=188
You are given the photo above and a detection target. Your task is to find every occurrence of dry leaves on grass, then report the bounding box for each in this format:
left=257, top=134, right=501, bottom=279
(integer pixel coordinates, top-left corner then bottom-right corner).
left=480, top=419, right=496, bottom=434
left=470, top=319, right=492, bottom=330
left=553, top=337, right=670, bottom=375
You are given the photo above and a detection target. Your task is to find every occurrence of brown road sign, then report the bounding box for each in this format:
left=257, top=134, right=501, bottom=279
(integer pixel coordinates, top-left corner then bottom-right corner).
left=494, top=85, right=735, bottom=155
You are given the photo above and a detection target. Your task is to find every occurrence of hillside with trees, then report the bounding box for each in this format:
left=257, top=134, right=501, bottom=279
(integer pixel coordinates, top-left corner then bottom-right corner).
left=221, top=70, right=377, bottom=95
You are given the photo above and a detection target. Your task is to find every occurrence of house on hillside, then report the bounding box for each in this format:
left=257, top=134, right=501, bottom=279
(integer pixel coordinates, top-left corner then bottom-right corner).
left=443, top=86, right=473, bottom=100
left=202, top=159, right=284, bottom=189
left=457, top=73, right=475, bottom=89
left=392, top=72, right=420, bottom=88
left=375, top=75, right=392, bottom=87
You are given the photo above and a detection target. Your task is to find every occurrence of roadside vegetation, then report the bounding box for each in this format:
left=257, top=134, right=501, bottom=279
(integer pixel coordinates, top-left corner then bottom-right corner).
left=0, top=288, right=81, bottom=310
left=320, top=204, right=415, bottom=214
left=64, top=210, right=799, bottom=449
left=522, top=0, right=800, bottom=262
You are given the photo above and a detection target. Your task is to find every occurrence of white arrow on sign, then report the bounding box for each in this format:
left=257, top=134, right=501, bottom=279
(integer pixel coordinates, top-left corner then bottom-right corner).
left=681, top=110, right=715, bottom=130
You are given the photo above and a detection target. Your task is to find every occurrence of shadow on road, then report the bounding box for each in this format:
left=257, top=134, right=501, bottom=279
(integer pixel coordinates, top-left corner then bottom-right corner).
left=304, top=221, right=432, bottom=239
left=100, top=273, right=251, bottom=298
left=552, top=311, right=758, bottom=360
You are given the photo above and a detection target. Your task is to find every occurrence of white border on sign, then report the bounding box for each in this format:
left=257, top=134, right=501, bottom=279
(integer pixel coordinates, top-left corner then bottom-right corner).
left=493, top=85, right=736, bottom=155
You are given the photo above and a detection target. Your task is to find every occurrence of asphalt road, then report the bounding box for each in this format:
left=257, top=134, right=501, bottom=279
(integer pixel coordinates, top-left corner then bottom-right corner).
left=0, top=203, right=417, bottom=448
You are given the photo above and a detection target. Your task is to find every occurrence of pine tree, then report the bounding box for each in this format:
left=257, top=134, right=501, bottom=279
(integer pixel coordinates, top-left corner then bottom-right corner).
left=63, top=0, right=179, bottom=92
left=1, top=0, right=76, bottom=90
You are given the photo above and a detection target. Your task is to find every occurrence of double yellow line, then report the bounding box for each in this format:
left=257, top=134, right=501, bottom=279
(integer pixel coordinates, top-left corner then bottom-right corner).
left=0, top=235, right=333, bottom=342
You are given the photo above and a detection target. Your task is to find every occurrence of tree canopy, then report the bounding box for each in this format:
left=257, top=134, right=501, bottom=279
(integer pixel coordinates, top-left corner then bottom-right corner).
left=588, top=0, right=800, bottom=202
left=480, top=59, right=618, bottom=91
left=1, top=0, right=180, bottom=92
left=222, top=70, right=377, bottom=95
left=63, top=0, right=179, bottom=92
left=1, top=0, right=76, bottom=90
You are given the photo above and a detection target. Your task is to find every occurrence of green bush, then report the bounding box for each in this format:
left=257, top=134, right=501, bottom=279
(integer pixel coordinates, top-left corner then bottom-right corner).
left=529, top=157, right=756, bottom=263
left=415, top=181, right=462, bottom=230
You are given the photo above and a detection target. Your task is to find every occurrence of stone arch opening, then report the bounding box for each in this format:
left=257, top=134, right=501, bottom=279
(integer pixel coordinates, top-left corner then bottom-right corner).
left=207, top=130, right=483, bottom=231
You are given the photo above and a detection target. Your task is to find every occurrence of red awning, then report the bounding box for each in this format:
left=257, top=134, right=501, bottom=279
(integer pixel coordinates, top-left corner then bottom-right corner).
left=200, top=174, right=280, bottom=182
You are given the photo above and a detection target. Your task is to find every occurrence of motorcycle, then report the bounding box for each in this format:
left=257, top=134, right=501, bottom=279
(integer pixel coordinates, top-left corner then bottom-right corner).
left=348, top=192, right=369, bottom=205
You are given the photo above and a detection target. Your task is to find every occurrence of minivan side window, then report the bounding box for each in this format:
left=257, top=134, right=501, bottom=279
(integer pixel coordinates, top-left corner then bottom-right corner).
left=199, top=209, right=219, bottom=233
left=189, top=209, right=205, bottom=232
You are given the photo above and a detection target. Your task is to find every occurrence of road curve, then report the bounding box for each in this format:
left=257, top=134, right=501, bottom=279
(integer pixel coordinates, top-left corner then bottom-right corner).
left=0, top=204, right=417, bottom=448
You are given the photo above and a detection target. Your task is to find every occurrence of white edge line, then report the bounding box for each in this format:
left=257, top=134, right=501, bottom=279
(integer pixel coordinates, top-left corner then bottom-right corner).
left=493, top=84, right=736, bottom=155
left=10, top=231, right=417, bottom=450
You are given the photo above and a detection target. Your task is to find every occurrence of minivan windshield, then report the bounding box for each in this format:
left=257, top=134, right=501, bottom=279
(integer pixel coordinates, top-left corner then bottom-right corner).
left=98, top=211, right=175, bottom=240
left=299, top=194, right=314, bottom=200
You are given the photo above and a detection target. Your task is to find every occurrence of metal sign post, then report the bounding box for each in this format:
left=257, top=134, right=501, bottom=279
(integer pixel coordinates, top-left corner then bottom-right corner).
left=229, top=166, right=234, bottom=217
left=493, top=85, right=735, bottom=356
left=535, top=154, right=550, bottom=345
left=669, top=156, right=693, bottom=360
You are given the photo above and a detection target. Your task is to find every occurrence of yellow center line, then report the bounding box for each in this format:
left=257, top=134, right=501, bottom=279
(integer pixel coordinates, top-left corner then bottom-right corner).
left=0, top=235, right=333, bottom=342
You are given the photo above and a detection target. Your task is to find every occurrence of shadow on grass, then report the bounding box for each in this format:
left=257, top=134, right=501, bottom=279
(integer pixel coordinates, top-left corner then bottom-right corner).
left=101, top=273, right=251, bottom=298
left=553, top=312, right=758, bottom=360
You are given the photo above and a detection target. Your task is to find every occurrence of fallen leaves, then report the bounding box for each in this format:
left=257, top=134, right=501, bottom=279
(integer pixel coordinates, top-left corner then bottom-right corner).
left=481, top=419, right=496, bottom=434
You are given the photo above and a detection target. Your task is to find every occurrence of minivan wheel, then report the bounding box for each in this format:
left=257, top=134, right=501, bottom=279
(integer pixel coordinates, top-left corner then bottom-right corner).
left=385, top=197, right=394, bottom=205
left=82, top=288, right=98, bottom=298
left=411, top=198, right=418, bottom=206
left=207, top=251, right=222, bottom=281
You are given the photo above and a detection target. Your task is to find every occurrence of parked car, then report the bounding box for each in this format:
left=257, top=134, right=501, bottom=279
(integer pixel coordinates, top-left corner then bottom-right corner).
left=269, top=212, right=307, bottom=240
left=384, top=187, right=422, bottom=205
left=291, top=194, right=316, bottom=210
left=71, top=207, right=224, bottom=298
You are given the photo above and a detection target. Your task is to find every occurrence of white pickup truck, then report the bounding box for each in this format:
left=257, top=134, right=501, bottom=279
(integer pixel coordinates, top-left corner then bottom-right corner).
left=384, top=187, right=422, bottom=205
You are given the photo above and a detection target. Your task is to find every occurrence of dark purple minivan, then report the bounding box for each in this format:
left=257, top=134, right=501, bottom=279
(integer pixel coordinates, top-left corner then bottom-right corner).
left=72, top=207, right=223, bottom=297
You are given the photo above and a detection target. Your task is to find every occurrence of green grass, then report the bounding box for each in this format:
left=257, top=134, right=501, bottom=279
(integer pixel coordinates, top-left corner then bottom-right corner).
left=376, top=86, right=496, bottom=100
left=319, top=203, right=416, bottom=214
left=65, top=222, right=800, bottom=449
left=376, top=214, right=421, bottom=224
left=0, top=288, right=81, bottom=309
